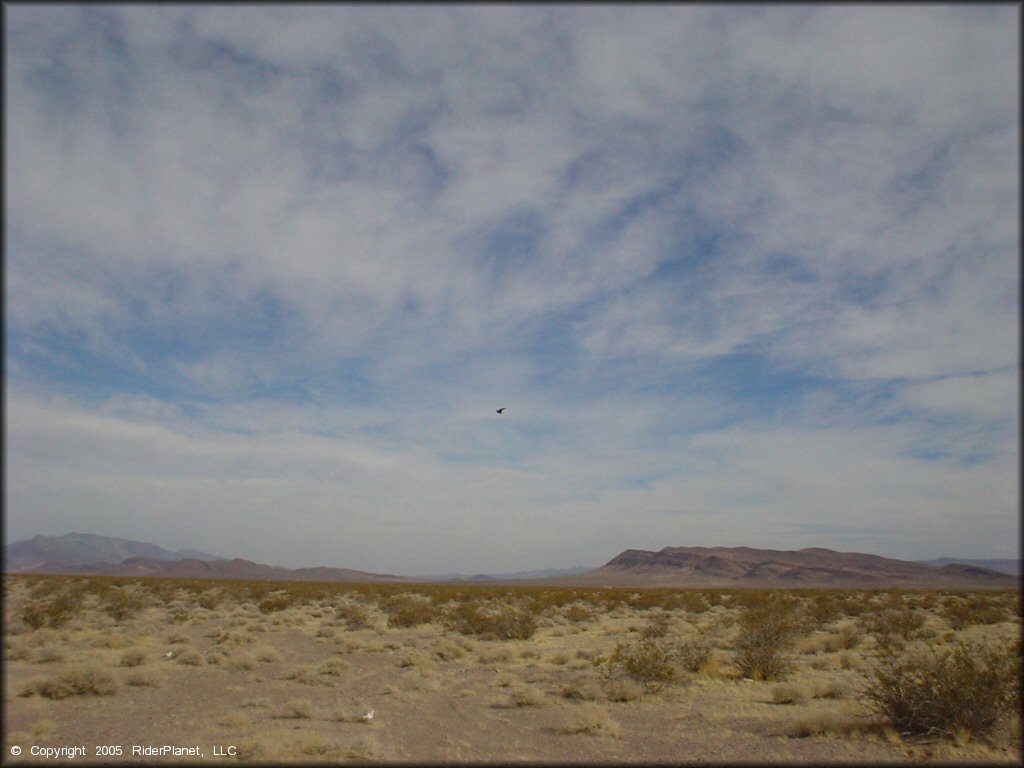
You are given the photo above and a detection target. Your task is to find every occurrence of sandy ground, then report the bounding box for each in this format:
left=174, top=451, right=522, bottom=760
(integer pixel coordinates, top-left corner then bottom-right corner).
left=3, top=577, right=1020, bottom=764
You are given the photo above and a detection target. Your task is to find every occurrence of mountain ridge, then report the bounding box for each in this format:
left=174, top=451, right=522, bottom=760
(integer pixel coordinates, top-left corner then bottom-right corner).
left=4, top=534, right=1019, bottom=588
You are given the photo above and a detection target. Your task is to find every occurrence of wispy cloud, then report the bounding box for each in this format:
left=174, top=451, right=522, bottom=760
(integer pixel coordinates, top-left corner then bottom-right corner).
left=5, top=6, right=1017, bottom=571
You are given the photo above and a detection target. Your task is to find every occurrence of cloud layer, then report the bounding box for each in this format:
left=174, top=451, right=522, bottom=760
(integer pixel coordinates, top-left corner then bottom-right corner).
left=5, top=6, right=1018, bottom=572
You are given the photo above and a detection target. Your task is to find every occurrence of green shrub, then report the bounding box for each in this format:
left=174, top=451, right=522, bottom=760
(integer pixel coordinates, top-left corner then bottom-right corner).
left=863, top=640, right=1020, bottom=740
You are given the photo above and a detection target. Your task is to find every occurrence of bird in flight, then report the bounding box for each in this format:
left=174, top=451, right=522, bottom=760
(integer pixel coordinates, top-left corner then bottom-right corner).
left=496, top=407, right=506, bottom=414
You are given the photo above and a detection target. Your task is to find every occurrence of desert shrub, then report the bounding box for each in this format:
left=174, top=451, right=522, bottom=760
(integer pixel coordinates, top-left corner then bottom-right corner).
left=606, top=638, right=680, bottom=684
left=382, top=594, right=438, bottom=628
left=734, top=594, right=801, bottom=681
left=863, top=640, right=1020, bottom=740
left=197, top=590, right=223, bottom=610
left=806, top=593, right=841, bottom=628
left=102, top=583, right=149, bottom=621
left=641, top=612, right=672, bottom=639
left=21, top=590, right=79, bottom=629
left=675, top=591, right=710, bottom=614
left=859, top=607, right=926, bottom=653
left=823, top=624, right=861, bottom=652
left=940, top=597, right=1009, bottom=630
left=563, top=603, right=594, bottom=623
left=446, top=600, right=537, bottom=640
left=335, top=602, right=371, bottom=630
left=676, top=636, right=713, bottom=673
left=257, top=590, right=294, bottom=614
left=215, top=630, right=256, bottom=648
left=25, top=665, right=119, bottom=699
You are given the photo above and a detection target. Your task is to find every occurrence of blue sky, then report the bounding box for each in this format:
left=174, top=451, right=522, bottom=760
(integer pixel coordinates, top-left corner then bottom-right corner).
left=5, top=5, right=1018, bottom=573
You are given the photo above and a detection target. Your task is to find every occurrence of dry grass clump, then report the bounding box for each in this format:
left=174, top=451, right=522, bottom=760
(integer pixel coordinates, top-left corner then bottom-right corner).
left=215, top=630, right=257, bottom=648
left=558, top=702, right=620, bottom=737
left=34, top=646, right=67, bottom=664
left=507, top=684, right=546, bottom=707
left=783, top=711, right=885, bottom=739
left=344, top=735, right=383, bottom=760
left=560, top=675, right=603, bottom=702
left=771, top=683, right=809, bottom=705
left=286, top=665, right=329, bottom=686
left=224, top=652, right=258, bottom=672
left=602, top=676, right=645, bottom=702
left=176, top=649, right=205, bottom=666
left=279, top=698, right=315, bottom=719
left=21, top=664, right=120, bottom=699
left=253, top=644, right=283, bottom=663
left=122, top=669, right=159, bottom=687
left=863, top=639, right=1020, bottom=741
left=431, top=640, right=467, bottom=661
left=217, top=712, right=252, bottom=728
left=118, top=649, right=146, bottom=667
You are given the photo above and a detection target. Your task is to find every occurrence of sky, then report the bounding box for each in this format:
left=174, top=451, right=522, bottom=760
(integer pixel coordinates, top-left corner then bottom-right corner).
left=4, top=5, right=1019, bottom=575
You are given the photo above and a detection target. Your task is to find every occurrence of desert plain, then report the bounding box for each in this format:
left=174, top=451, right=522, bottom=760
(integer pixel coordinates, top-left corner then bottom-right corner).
left=3, top=574, right=1020, bottom=764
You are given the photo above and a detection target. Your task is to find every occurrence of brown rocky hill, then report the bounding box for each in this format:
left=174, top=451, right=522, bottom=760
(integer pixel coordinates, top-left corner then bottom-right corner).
left=542, top=546, right=1019, bottom=589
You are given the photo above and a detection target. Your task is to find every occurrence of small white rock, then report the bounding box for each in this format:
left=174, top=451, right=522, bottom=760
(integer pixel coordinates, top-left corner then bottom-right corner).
left=359, top=709, right=374, bottom=722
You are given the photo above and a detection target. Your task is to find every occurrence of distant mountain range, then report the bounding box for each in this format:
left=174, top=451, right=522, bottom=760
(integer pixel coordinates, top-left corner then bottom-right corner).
left=5, top=533, right=221, bottom=572
left=915, top=557, right=1019, bottom=576
left=3, top=534, right=1018, bottom=589
left=544, top=546, right=1019, bottom=588
left=417, top=567, right=594, bottom=582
